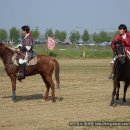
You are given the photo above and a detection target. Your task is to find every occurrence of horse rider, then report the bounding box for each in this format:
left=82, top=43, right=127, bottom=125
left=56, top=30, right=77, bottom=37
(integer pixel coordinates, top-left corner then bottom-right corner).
left=108, top=24, right=130, bottom=79
left=15, top=25, right=33, bottom=80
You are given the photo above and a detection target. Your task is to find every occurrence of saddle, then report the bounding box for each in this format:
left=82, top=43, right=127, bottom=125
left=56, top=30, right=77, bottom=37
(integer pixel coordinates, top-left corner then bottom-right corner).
left=12, top=53, right=38, bottom=66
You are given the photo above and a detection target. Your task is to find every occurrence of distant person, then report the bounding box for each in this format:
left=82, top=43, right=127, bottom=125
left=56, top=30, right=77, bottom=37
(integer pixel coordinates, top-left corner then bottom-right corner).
left=108, top=24, right=130, bottom=79
left=15, top=25, right=33, bottom=80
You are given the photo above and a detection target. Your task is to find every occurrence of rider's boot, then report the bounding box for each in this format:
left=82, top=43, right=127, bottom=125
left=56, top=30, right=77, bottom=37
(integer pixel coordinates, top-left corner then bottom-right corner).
left=17, top=63, right=26, bottom=81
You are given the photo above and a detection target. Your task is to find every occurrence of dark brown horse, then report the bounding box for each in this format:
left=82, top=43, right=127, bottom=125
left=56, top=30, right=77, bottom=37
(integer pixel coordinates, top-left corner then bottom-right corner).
left=0, top=42, right=60, bottom=102
left=110, top=41, right=130, bottom=106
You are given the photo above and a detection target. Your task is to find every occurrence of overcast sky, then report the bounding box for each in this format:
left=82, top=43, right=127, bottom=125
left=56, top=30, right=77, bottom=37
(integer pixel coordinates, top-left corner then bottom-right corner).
left=0, top=0, right=130, bottom=34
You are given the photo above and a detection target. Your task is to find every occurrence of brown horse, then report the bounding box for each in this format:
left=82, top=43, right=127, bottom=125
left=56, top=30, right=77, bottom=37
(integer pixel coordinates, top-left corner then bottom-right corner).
left=0, top=42, right=60, bottom=102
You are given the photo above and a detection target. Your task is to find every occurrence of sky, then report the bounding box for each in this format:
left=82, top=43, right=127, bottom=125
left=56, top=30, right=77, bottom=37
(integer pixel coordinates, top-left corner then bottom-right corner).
left=0, top=0, right=130, bottom=34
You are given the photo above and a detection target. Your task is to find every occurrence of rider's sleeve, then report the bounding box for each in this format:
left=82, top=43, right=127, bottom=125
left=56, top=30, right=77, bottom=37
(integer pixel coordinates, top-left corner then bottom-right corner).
left=15, top=43, right=22, bottom=49
left=121, top=32, right=130, bottom=47
left=111, top=41, right=115, bottom=51
left=122, top=38, right=130, bottom=47
left=111, top=35, right=121, bottom=51
left=25, top=35, right=33, bottom=51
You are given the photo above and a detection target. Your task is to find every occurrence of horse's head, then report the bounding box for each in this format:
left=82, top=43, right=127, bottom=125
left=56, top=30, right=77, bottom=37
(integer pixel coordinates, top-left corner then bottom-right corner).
left=0, top=42, right=15, bottom=58
left=114, top=41, right=126, bottom=64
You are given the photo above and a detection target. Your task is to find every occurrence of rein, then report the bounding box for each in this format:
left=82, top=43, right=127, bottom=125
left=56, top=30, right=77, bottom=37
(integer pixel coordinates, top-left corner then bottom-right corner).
left=115, top=42, right=126, bottom=60
left=114, top=53, right=126, bottom=60
left=115, top=54, right=126, bottom=58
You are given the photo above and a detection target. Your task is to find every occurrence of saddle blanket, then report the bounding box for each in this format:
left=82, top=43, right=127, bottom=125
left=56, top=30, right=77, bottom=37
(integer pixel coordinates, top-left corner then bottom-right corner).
left=12, top=53, right=37, bottom=66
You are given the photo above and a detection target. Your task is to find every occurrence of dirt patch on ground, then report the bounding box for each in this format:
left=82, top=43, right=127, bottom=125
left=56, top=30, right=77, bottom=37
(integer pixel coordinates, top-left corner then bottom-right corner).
left=0, top=59, right=130, bottom=130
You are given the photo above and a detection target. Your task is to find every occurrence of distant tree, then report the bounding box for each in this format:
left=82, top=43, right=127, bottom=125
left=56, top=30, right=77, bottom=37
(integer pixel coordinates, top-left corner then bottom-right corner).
left=75, top=31, right=80, bottom=42
left=32, top=27, right=40, bottom=40
left=55, top=31, right=67, bottom=42
left=93, top=31, right=111, bottom=43
left=9, top=27, right=20, bottom=42
left=93, top=32, right=100, bottom=43
left=0, top=29, right=8, bottom=41
left=69, top=31, right=80, bottom=43
left=82, top=30, right=89, bottom=43
left=100, top=31, right=111, bottom=42
left=54, top=30, right=60, bottom=39
left=69, top=32, right=75, bottom=43
left=44, top=29, right=54, bottom=39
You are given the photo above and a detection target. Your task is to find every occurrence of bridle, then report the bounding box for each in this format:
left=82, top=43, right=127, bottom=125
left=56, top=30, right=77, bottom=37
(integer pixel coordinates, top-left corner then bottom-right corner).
left=115, top=41, right=126, bottom=64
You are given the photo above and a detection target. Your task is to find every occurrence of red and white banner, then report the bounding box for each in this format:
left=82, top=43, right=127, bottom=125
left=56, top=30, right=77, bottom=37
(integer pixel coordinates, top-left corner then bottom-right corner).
left=47, top=37, right=55, bottom=50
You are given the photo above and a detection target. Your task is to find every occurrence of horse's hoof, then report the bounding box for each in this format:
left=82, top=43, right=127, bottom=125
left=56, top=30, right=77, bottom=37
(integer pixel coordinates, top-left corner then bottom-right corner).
left=59, top=97, right=63, bottom=101
left=110, top=101, right=114, bottom=106
left=116, top=97, right=119, bottom=100
left=123, top=98, right=126, bottom=102
left=110, top=101, right=117, bottom=107
left=48, top=100, right=55, bottom=103
left=52, top=99, right=56, bottom=103
left=12, top=97, right=16, bottom=102
left=113, top=103, right=117, bottom=107
left=45, top=99, right=49, bottom=102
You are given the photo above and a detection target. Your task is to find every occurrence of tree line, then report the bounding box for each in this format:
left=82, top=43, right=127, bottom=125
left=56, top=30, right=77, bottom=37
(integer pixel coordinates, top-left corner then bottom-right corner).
left=0, top=27, right=118, bottom=44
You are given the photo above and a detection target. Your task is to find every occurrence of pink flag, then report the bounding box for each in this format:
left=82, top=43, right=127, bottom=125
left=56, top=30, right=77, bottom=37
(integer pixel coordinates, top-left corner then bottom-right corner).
left=47, top=37, right=55, bottom=50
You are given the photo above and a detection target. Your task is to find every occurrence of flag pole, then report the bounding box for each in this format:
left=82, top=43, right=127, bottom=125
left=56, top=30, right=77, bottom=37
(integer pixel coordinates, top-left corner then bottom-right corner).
left=46, top=35, right=49, bottom=56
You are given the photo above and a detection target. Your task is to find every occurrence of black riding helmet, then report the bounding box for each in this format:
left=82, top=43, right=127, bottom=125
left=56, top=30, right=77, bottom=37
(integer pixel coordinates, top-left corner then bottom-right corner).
left=21, top=25, right=30, bottom=34
left=118, top=24, right=127, bottom=32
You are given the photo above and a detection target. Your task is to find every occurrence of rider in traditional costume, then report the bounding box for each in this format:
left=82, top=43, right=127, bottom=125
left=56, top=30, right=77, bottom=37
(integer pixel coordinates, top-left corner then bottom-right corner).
left=15, top=25, right=33, bottom=80
left=108, top=24, right=130, bottom=79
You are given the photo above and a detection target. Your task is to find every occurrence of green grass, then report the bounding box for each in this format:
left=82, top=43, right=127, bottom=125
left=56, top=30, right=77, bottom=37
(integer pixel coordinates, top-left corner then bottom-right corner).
left=33, top=44, right=112, bottom=58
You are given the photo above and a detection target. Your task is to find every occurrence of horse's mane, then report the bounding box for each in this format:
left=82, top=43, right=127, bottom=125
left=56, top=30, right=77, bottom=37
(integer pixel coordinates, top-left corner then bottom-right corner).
left=6, top=46, right=15, bottom=54
left=1, top=43, right=15, bottom=54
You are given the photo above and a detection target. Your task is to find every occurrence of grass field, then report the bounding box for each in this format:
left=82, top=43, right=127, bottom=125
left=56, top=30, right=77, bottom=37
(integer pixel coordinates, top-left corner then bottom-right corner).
left=0, top=58, right=130, bottom=130
left=33, top=44, right=112, bottom=58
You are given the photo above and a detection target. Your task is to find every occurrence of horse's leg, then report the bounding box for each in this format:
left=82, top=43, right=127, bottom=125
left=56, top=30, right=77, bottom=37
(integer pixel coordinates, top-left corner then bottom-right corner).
left=44, top=84, right=50, bottom=101
left=116, top=81, right=120, bottom=100
left=110, top=79, right=117, bottom=106
left=46, top=75, right=55, bottom=102
left=40, top=74, right=50, bottom=101
left=123, top=82, right=129, bottom=102
left=10, top=76, right=17, bottom=101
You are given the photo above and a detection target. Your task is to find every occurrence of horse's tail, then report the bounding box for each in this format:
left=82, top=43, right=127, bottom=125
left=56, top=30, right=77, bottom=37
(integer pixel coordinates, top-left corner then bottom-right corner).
left=53, top=58, right=60, bottom=89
